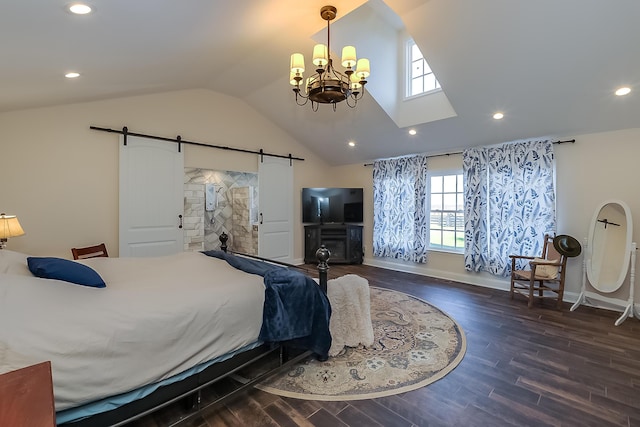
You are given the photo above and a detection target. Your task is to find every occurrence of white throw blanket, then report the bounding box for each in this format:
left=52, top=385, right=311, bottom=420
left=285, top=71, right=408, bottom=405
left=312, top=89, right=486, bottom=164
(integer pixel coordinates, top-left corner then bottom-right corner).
left=327, top=274, right=374, bottom=356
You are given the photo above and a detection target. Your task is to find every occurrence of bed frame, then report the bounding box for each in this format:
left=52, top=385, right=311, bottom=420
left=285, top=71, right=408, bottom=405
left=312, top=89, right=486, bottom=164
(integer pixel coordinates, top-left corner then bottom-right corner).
left=60, top=245, right=331, bottom=427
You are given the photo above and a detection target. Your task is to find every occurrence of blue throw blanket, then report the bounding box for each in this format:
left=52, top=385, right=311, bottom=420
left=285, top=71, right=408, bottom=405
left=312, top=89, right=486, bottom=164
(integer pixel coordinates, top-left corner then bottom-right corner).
left=202, top=251, right=332, bottom=359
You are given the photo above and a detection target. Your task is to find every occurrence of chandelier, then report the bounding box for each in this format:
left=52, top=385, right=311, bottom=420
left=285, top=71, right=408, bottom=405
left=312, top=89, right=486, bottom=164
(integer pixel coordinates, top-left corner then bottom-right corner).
left=289, top=5, right=371, bottom=111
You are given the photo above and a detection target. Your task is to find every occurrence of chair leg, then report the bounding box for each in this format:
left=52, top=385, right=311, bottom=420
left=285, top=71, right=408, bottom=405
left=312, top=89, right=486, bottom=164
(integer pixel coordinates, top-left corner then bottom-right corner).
left=557, top=288, right=564, bottom=310
left=539, top=282, right=543, bottom=298
left=528, top=278, right=535, bottom=308
left=510, top=276, right=515, bottom=300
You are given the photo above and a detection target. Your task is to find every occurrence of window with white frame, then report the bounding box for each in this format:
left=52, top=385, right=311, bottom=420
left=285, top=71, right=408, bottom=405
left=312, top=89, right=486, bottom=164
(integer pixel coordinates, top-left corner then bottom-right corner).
left=428, top=171, right=464, bottom=252
left=407, top=39, right=441, bottom=98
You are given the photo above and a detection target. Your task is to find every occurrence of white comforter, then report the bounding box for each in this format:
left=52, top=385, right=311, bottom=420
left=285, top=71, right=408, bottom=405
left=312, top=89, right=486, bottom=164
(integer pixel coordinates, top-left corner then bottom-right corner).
left=0, top=251, right=265, bottom=410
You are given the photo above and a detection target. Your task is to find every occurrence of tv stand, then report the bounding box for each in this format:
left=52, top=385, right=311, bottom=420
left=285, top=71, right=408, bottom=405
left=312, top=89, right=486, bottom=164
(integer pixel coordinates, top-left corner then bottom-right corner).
left=304, top=224, right=363, bottom=264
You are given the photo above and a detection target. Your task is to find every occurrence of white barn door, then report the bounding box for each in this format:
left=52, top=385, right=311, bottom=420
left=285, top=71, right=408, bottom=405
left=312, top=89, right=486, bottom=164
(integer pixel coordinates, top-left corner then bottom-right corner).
left=258, top=155, right=293, bottom=263
left=119, top=135, right=184, bottom=257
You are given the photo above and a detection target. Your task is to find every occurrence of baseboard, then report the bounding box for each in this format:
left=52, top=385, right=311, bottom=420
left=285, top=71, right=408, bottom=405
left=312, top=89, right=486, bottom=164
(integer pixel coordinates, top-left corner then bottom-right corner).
left=364, top=257, right=510, bottom=292
left=363, top=257, right=640, bottom=318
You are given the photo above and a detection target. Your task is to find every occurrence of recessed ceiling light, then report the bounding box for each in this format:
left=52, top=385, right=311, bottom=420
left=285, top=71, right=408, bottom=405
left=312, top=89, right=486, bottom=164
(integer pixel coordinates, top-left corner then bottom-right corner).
left=65, top=72, right=80, bottom=78
left=67, top=3, right=93, bottom=15
left=348, top=141, right=356, bottom=147
left=408, top=129, right=417, bottom=136
left=615, top=87, right=631, bottom=96
left=493, top=112, right=504, bottom=120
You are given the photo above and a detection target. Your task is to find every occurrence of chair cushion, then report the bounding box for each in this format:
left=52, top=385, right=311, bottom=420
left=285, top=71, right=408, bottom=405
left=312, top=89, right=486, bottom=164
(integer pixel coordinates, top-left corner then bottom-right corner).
left=532, top=258, right=559, bottom=279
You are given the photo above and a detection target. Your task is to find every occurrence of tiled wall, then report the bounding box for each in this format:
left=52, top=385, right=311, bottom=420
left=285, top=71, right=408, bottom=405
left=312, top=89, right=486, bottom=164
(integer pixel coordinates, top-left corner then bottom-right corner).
left=183, top=168, right=258, bottom=253
left=231, top=187, right=259, bottom=254
left=183, top=178, right=205, bottom=252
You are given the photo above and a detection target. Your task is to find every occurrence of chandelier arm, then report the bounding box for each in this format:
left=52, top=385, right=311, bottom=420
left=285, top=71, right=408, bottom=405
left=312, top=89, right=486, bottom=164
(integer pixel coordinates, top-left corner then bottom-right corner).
left=328, top=65, right=345, bottom=81
left=357, top=81, right=367, bottom=99
left=294, top=90, right=310, bottom=106
left=351, top=91, right=363, bottom=102
left=345, top=96, right=357, bottom=108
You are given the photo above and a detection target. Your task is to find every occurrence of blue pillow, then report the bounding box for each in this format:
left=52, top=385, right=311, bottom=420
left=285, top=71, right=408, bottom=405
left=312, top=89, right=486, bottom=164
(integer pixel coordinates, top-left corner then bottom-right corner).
left=27, top=257, right=106, bottom=288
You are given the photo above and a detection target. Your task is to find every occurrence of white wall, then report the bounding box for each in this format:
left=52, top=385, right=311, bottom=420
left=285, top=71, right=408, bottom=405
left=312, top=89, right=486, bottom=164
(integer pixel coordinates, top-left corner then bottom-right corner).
left=332, top=128, right=640, bottom=309
left=0, top=89, right=331, bottom=259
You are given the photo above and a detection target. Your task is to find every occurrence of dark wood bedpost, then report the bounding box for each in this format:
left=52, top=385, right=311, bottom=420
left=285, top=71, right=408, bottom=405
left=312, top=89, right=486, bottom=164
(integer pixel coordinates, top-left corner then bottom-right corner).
left=219, top=233, right=228, bottom=253
left=315, top=245, right=330, bottom=294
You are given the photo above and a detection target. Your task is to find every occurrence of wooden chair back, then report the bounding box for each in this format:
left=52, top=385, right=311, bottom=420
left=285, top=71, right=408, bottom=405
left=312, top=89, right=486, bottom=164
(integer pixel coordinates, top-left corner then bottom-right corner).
left=543, top=235, right=564, bottom=265
left=71, top=243, right=109, bottom=260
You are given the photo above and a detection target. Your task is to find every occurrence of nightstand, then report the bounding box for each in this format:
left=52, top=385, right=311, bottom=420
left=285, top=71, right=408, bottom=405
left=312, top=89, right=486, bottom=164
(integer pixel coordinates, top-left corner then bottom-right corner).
left=0, top=343, right=55, bottom=427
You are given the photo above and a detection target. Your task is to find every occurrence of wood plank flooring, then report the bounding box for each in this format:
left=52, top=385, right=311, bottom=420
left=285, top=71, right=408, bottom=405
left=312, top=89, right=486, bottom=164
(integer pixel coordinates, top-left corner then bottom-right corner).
left=130, top=264, right=640, bottom=427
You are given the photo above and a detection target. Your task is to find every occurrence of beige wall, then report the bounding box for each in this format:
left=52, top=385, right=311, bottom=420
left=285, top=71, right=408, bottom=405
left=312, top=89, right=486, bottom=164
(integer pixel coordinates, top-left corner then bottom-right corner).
left=0, top=89, right=331, bottom=259
left=2, top=87, right=639, bottom=309
left=333, top=128, right=640, bottom=308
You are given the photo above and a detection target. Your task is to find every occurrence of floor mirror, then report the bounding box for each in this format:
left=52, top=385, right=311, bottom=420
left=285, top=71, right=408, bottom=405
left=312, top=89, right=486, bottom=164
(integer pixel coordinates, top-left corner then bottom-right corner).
left=570, top=200, right=637, bottom=325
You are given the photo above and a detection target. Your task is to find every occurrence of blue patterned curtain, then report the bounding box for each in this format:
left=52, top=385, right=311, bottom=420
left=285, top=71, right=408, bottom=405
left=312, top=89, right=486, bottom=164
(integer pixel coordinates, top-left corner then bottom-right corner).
left=463, top=140, right=556, bottom=276
left=373, top=154, right=428, bottom=263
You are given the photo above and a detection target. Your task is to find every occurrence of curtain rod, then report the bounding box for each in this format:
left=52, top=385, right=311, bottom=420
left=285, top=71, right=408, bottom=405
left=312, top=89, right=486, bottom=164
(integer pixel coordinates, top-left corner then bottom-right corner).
left=90, top=126, right=305, bottom=163
left=363, top=139, right=575, bottom=166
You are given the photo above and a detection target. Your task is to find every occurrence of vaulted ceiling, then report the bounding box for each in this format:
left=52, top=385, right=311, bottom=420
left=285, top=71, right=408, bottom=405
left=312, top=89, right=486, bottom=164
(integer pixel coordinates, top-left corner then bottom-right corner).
left=2, top=0, right=639, bottom=165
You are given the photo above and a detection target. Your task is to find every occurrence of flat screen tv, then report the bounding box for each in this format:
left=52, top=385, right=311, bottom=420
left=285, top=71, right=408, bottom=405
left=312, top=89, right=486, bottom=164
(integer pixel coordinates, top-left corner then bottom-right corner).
left=302, top=187, right=363, bottom=224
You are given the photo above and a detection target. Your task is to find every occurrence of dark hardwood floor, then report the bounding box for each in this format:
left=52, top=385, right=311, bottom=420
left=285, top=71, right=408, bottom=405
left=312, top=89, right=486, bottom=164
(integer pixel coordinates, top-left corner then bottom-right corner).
left=131, top=264, right=640, bottom=427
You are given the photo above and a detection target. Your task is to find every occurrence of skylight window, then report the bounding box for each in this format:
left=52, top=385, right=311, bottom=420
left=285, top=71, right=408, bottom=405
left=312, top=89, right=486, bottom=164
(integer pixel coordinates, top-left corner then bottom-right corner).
left=407, top=40, right=440, bottom=98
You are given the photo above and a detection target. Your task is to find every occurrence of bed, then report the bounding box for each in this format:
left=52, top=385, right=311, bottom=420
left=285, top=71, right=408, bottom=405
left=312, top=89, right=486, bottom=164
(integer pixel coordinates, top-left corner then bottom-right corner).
left=0, top=249, right=331, bottom=426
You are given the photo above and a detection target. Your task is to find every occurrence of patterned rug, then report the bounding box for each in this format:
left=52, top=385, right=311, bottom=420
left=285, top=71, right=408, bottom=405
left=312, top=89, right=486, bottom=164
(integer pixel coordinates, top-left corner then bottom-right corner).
left=256, top=287, right=466, bottom=400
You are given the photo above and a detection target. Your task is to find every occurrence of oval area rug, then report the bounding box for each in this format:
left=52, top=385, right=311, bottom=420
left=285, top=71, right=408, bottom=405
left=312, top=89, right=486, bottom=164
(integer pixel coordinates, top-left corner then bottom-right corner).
left=256, top=286, right=466, bottom=400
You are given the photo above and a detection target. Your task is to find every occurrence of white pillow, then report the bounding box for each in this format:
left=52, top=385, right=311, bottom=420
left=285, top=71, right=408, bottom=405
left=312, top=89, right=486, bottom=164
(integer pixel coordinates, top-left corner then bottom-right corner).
left=533, top=258, right=559, bottom=279
left=0, top=249, right=32, bottom=276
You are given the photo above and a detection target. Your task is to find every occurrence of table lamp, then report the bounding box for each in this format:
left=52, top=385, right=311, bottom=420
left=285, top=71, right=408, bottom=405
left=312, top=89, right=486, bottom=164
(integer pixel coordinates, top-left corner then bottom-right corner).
left=0, top=213, right=25, bottom=249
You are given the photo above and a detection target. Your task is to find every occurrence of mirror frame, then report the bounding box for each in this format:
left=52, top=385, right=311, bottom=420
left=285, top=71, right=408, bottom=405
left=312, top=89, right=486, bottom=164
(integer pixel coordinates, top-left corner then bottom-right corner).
left=586, top=199, right=633, bottom=293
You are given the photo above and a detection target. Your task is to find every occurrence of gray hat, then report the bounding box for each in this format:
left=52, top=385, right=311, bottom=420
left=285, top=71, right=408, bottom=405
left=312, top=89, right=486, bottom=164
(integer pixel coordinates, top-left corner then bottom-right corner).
left=553, top=235, right=582, bottom=257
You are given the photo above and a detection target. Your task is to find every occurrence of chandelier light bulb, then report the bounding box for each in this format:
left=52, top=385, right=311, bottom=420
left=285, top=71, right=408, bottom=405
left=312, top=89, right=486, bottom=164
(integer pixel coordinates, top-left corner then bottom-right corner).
left=350, top=74, right=362, bottom=90
left=289, top=72, right=299, bottom=86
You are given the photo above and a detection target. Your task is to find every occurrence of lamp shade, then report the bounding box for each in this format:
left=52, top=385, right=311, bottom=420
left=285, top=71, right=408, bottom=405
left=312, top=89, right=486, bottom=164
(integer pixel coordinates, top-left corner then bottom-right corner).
left=355, top=58, right=370, bottom=79
left=0, top=214, right=25, bottom=239
left=341, top=46, right=357, bottom=68
left=312, top=44, right=328, bottom=67
left=290, top=53, right=305, bottom=74
left=350, top=73, right=362, bottom=90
